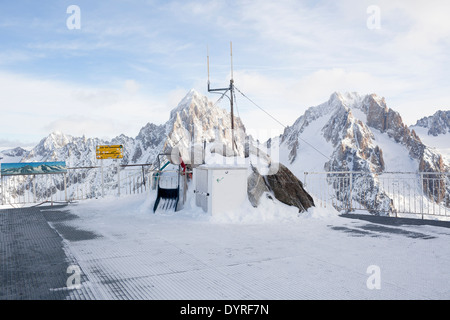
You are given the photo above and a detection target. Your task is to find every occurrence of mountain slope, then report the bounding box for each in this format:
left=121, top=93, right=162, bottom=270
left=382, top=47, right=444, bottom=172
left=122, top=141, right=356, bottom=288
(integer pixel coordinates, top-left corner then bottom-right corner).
left=410, top=110, right=450, bottom=165
left=413, top=110, right=450, bottom=136
left=3, top=89, right=448, bottom=216
left=21, top=89, right=245, bottom=167
left=276, top=92, right=449, bottom=214
left=0, top=147, right=28, bottom=163
left=5, top=89, right=246, bottom=201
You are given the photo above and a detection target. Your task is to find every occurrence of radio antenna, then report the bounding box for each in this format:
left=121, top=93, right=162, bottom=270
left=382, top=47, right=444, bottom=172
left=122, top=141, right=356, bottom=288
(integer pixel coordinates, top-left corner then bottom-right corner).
left=207, top=45, right=210, bottom=91
left=230, top=41, right=234, bottom=81
left=207, top=42, right=236, bottom=153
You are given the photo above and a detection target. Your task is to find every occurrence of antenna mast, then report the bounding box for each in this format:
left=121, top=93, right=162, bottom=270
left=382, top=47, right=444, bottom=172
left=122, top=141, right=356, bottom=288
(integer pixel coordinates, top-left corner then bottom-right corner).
left=207, top=42, right=236, bottom=153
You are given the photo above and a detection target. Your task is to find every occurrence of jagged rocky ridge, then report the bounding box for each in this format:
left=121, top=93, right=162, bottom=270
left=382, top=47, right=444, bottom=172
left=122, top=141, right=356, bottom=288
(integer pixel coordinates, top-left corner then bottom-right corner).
left=277, top=92, right=449, bottom=214
left=414, top=110, right=450, bottom=136
left=7, top=90, right=248, bottom=200
left=3, top=89, right=449, bottom=214
left=3, top=89, right=313, bottom=212
left=22, top=89, right=246, bottom=167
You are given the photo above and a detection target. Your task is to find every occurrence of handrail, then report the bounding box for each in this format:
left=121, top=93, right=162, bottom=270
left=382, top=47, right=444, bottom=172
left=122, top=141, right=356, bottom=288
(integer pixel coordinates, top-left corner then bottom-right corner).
left=304, top=171, right=450, bottom=175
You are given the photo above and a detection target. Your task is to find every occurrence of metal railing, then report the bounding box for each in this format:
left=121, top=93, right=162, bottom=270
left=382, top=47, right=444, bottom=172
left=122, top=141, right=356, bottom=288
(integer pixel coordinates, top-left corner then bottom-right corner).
left=0, top=163, right=187, bottom=206
left=4, top=164, right=449, bottom=221
left=303, top=171, right=450, bottom=220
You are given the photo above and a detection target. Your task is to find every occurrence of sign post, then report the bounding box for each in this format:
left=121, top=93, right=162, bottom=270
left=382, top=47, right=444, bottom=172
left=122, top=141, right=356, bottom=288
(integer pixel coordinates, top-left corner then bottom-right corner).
left=117, top=162, right=121, bottom=197
left=96, top=145, right=124, bottom=160
left=96, top=145, right=124, bottom=198
left=101, top=159, right=104, bottom=197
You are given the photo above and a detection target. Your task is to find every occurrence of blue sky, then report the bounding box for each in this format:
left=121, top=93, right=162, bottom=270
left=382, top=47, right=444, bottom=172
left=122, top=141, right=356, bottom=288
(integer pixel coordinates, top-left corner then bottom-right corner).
left=1, top=0, right=449, bottom=148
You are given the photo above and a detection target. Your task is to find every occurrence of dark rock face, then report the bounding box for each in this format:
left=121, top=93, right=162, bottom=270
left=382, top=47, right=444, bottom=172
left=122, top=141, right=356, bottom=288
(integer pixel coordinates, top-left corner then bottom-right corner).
left=323, top=106, right=385, bottom=174
left=361, top=95, right=447, bottom=203
left=248, top=163, right=315, bottom=213
left=265, top=164, right=315, bottom=212
left=363, top=95, right=427, bottom=163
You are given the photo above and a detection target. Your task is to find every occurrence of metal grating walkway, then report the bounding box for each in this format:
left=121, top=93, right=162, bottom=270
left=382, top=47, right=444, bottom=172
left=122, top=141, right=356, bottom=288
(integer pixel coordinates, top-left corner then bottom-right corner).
left=0, top=205, right=73, bottom=299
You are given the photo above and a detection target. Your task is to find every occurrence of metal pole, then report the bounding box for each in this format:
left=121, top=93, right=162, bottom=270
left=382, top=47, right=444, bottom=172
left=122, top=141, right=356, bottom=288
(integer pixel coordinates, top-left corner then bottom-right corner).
left=349, top=172, right=353, bottom=213
left=420, top=172, right=424, bottom=220
left=117, top=161, right=121, bottom=197
left=228, top=78, right=235, bottom=153
left=33, top=175, right=37, bottom=203
left=142, top=165, right=146, bottom=191
left=230, top=42, right=235, bottom=153
left=101, top=159, right=105, bottom=198
left=1, top=175, right=3, bottom=205
left=64, top=173, right=68, bottom=202
left=50, top=176, right=53, bottom=206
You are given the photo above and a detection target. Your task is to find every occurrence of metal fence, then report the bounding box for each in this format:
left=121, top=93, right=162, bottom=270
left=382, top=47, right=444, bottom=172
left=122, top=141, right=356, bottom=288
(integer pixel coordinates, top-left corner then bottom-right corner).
left=0, top=163, right=185, bottom=206
left=3, top=165, right=449, bottom=221
left=304, top=171, right=450, bottom=220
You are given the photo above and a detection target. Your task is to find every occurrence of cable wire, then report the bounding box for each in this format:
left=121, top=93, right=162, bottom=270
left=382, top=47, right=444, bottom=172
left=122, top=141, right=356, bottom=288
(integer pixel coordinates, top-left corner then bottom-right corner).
left=234, top=86, right=331, bottom=161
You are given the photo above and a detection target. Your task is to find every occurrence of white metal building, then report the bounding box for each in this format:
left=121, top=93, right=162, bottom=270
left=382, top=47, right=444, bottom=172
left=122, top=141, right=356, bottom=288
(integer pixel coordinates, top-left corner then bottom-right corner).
left=193, top=165, right=248, bottom=215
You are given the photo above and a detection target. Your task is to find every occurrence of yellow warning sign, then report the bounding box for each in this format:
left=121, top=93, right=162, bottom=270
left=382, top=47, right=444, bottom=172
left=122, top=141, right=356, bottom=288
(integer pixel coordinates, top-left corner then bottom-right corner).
left=96, top=145, right=124, bottom=159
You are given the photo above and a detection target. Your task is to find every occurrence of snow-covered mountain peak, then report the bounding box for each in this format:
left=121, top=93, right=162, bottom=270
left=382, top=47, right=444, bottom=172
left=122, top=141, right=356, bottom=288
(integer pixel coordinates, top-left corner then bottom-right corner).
left=410, top=110, right=450, bottom=165
left=1, top=147, right=28, bottom=158
left=280, top=91, right=444, bottom=172
left=328, top=92, right=389, bottom=117
left=169, top=88, right=211, bottom=119
left=164, top=89, right=246, bottom=159
left=328, top=91, right=365, bottom=106
left=0, top=147, right=29, bottom=163
left=413, top=110, right=450, bottom=136
left=275, top=92, right=449, bottom=214
left=45, top=131, right=72, bottom=148
left=14, top=89, right=246, bottom=167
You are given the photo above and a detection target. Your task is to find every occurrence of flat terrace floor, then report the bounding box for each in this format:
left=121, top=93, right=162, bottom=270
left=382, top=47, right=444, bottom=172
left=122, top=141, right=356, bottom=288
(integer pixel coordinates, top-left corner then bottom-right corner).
left=1, top=199, right=450, bottom=300
left=0, top=205, right=79, bottom=299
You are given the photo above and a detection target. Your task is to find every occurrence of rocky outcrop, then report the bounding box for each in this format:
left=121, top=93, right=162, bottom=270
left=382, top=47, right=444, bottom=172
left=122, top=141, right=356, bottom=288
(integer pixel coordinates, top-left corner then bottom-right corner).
left=360, top=95, right=447, bottom=203
left=362, top=95, right=438, bottom=164
left=247, top=163, right=314, bottom=213
left=414, top=110, right=450, bottom=136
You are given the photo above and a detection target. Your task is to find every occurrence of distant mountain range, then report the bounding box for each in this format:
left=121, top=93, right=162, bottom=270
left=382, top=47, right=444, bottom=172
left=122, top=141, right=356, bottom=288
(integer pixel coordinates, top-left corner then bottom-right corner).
left=11, top=89, right=245, bottom=168
left=1, top=89, right=448, bottom=214
left=3, top=90, right=448, bottom=170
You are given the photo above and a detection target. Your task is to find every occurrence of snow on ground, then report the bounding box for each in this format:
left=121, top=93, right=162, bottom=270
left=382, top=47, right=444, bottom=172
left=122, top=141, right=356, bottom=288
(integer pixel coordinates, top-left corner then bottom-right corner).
left=48, top=190, right=450, bottom=300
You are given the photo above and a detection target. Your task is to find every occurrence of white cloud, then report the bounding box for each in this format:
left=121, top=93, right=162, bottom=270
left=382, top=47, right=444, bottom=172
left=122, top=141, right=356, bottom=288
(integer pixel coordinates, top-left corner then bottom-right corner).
left=43, top=115, right=126, bottom=141
left=0, top=71, right=172, bottom=145
left=230, top=66, right=449, bottom=133
left=124, top=79, right=141, bottom=94
left=1, top=0, right=449, bottom=147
